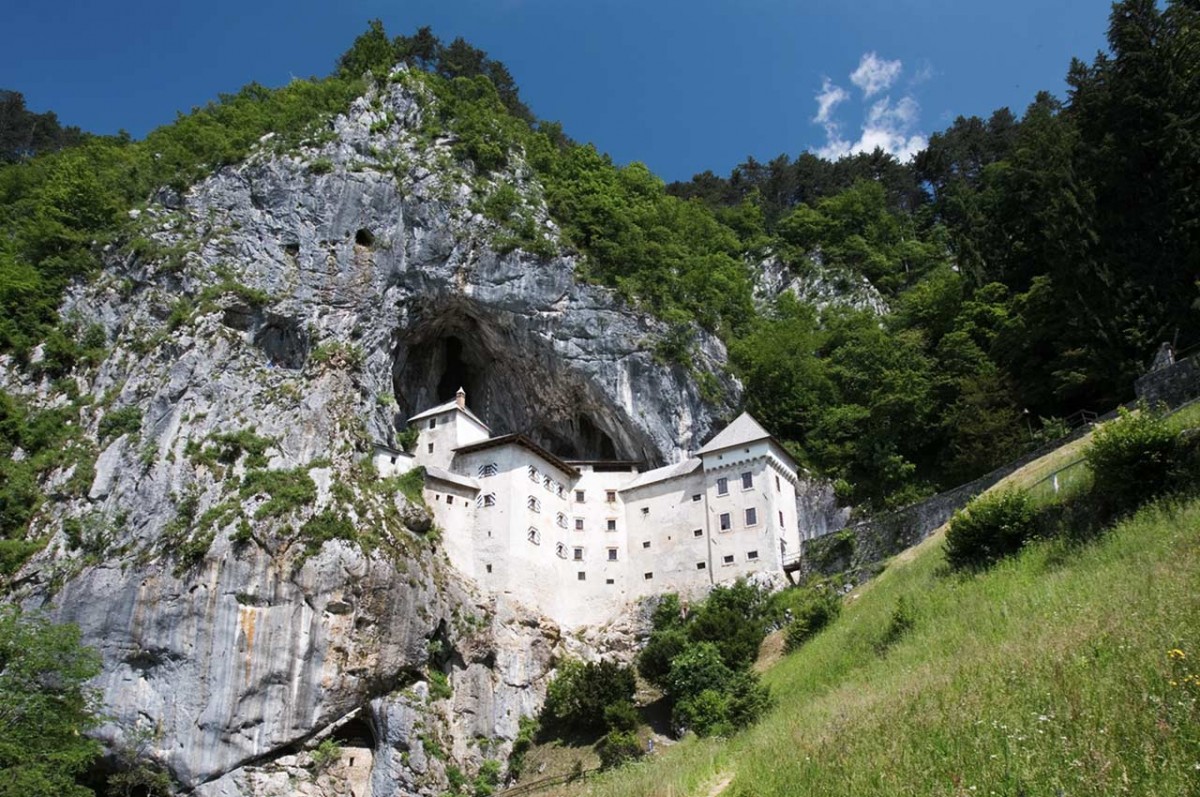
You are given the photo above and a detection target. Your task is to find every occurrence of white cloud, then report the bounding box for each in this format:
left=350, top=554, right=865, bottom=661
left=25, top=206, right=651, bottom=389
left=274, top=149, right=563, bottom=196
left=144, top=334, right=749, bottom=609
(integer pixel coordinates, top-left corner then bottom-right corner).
left=850, top=52, right=902, bottom=97
left=813, top=53, right=928, bottom=162
left=814, top=78, right=849, bottom=125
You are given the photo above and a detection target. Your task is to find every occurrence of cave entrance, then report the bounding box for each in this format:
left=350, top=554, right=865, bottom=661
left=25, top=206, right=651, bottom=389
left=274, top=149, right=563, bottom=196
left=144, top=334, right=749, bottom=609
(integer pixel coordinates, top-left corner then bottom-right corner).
left=391, top=300, right=659, bottom=464
left=435, top=336, right=474, bottom=403
left=330, top=712, right=377, bottom=750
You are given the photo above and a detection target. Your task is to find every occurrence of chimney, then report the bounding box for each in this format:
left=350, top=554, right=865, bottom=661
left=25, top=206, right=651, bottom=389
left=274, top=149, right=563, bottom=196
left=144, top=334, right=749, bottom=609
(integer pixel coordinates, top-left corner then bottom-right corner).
left=455, top=387, right=466, bottom=410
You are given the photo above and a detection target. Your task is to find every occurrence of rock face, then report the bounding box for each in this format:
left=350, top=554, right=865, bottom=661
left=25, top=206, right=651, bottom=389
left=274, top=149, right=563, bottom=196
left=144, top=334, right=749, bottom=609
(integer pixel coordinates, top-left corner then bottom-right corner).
left=753, top=252, right=889, bottom=316
left=2, top=67, right=846, bottom=795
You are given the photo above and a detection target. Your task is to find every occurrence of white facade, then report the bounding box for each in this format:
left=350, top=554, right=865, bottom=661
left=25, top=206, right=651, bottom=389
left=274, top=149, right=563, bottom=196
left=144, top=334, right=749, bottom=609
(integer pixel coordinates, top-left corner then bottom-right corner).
left=380, top=392, right=807, bottom=628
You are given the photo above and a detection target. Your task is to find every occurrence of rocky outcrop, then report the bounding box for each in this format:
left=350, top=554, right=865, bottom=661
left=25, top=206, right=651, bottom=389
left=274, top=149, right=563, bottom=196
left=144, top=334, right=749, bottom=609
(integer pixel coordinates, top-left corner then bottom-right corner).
left=753, top=252, right=889, bottom=316
left=3, top=67, right=727, bottom=795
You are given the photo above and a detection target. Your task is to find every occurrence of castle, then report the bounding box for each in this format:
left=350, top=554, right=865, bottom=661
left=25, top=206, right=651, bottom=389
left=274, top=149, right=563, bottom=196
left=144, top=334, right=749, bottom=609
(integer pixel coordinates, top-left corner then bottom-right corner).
left=375, top=389, right=809, bottom=627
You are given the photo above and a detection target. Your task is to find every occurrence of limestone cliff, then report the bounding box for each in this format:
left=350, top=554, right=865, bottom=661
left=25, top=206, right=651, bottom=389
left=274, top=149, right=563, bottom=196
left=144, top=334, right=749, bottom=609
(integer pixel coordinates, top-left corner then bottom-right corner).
left=1, top=68, right=737, bottom=795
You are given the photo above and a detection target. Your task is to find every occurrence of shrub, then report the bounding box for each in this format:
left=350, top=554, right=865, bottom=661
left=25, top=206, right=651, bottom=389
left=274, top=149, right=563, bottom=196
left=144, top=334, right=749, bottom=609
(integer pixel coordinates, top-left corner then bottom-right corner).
left=299, top=510, right=356, bottom=555
left=395, top=425, right=419, bottom=453
left=239, top=467, right=317, bottom=519
left=427, top=668, right=452, bottom=701
left=309, top=158, right=334, bottom=175
left=472, top=759, right=502, bottom=796
left=543, top=659, right=636, bottom=734
left=784, top=589, right=842, bottom=652
left=945, top=490, right=1038, bottom=571
left=309, top=738, right=341, bottom=771
left=876, top=596, right=917, bottom=654
left=637, top=627, right=688, bottom=689
left=597, top=729, right=642, bottom=769
left=506, top=716, right=538, bottom=780
left=686, top=581, right=771, bottom=669
left=97, top=406, right=143, bottom=443
left=1086, top=405, right=1178, bottom=516
left=396, top=466, right=426, bottom=506
left=602, top=699, right=640, bottom=732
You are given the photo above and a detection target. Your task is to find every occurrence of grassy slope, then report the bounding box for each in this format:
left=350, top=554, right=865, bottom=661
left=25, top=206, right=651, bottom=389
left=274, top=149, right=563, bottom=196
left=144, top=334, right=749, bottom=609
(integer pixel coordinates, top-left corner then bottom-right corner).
left=553, top=424, right=1200, bottom=797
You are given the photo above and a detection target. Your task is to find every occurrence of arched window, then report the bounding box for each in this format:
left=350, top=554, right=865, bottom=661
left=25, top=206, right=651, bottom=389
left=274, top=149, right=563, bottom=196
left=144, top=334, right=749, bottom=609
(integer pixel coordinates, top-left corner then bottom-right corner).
left=478, top=493, right=496, bottom=508
left=528, top=466, right=540, bottom=483
left=527, top=528, right=541, bottom=545
left=478, top=463, right=498, bottom=477
left=556, top=512, right=568, bottom=529
left=527, top=496, right=541, bottom=512
left=555, top=542, right=567, bottom=558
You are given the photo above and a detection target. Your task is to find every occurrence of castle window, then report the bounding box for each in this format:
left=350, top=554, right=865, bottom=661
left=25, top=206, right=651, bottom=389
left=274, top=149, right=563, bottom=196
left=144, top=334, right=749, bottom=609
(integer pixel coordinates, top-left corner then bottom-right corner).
left=543, top=475, right=553, bottom=491
left=644, top=572, right=653, bottom=580
left=478, top=463, right=498, bottom=477
left=696, top=562, right=706, bottom=570
left=528, top=466, right=540, bottom=483
left=427, top=443, right=434, bottom=454
left=741, top=471, right=753, bottom=490
left=722, top=554, right=734, bottom=565
left=642, top=541, right=651, bottom=549
left=573, top=547, right=584, bottom=561
left=486, top=564, right=492, bottom=573
left=574, top=518, right=584, bottom=531
left=479, top=493, right=496, bottom=508
left=606, top=578, right=615, bottom=585
left=606, top=519, right=617, bottom=532
left=527, top=496, right=541, bottom=512
left=716, top=477, right=728, bottom=496
left=446, top=495, right=454, bottom=505
left=575, top=490, right=585, bottom=502
left=527, top=528, right=540, bottom=545
left=556, top=484, right=565, bottom=498
left=641, top=507, right=649, bottom=517
left=719, top=513, right=731, bottom=531
left=692, top=494, right=701, bottom=502
left=428, top=417, right=437, bottom=430
left=693, top=528, right=703, bottom=538
left=577, top=571, right=586, bottom=581
left=556, top=542, right=567, bottom=558
left=607, top=548, right=618, bottom=561
left=606, top=490, right=617, bottom=503
left=775, top=475, right=781, bottom=491
left=390, top=456, right=397, bottom=465
left=745, top=507, right=758, bottom=527
left=556, top=512, right=568, bottom=528
left=747, top=550, right=759, bottom=561
left=779, top=510, right=785, bottom=526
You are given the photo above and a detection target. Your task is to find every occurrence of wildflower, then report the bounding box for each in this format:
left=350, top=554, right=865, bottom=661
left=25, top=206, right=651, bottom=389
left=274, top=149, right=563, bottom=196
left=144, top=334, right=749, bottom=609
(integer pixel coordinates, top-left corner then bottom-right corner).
left=1168, top=649, right=1186, bottom=661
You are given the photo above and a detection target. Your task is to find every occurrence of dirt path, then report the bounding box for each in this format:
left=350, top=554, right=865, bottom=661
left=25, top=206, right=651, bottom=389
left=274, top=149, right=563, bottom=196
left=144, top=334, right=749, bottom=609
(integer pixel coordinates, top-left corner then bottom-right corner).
left=701, top=772, right=734, bottom=797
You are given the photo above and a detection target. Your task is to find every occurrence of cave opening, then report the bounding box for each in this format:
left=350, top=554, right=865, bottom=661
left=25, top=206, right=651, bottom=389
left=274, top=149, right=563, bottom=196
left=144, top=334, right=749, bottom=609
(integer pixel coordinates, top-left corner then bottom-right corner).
left=330, top=712, right=377, bottom=750
left=435, top=336, right=474, bottom=403
left=391, top=301, right=659, bottom=464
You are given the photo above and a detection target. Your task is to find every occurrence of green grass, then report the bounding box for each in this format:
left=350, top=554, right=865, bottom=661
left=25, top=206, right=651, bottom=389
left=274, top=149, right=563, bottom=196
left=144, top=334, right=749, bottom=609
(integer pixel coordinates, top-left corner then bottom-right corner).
left=556, top=497, right=1200, bottom=797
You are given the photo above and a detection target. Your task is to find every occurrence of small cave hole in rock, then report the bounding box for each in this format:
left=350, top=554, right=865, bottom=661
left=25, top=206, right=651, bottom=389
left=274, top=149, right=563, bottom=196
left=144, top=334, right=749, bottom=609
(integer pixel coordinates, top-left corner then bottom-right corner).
left=254, top=315, right=310, bottom=370
left=354, top=228, right=375, bottom=247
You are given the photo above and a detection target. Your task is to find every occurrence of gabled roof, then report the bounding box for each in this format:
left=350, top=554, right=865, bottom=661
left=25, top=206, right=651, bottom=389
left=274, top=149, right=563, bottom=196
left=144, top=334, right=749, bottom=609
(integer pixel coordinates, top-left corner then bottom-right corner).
left=695, top=412, right=772, bottom=456
left=453, top=434, right=581, bottom=478
left=407, top=399, right=490, bottom=431
left=621, top=458, right=702, bottom=491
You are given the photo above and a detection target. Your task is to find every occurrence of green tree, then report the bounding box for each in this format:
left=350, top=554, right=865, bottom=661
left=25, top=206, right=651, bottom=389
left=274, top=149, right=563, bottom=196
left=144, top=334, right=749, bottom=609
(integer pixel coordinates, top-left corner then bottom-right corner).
left=0, top=607, right=102, bottom=797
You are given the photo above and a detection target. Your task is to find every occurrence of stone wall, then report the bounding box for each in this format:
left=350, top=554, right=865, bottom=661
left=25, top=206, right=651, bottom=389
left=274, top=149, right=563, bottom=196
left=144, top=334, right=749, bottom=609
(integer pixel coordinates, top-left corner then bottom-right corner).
left=1134, top=353, right=1200, bottom=409
left=799, top=422, right=1097, bottom=579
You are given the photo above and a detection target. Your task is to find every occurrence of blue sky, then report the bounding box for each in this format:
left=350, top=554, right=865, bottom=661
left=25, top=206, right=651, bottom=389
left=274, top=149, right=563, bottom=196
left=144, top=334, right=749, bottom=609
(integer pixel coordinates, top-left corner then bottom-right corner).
left=3, top=0, right=1111, bottom=182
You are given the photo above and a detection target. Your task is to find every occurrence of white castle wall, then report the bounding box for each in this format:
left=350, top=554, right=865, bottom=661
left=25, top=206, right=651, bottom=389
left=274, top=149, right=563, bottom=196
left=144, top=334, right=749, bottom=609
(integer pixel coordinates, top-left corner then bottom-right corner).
left=393, top=403, right=808, bottom=629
